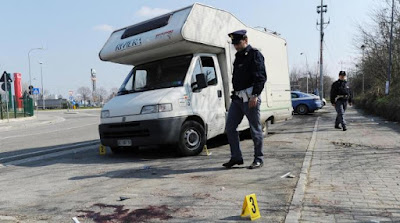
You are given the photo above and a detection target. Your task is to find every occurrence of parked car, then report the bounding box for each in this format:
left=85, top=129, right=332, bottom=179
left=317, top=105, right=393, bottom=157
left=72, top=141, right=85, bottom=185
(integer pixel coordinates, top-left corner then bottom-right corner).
left=310, top=93, right=327, bottom=107
left=291, top=91, right=323, bottom=115
left=322, top=98, right=327, bottom=106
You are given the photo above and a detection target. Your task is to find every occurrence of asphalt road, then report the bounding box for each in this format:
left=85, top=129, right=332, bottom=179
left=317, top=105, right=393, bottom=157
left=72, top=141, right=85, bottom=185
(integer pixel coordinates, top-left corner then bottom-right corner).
left=0, top=108, right=318, bottom=222
left=0, top=110, right=100, bottom=160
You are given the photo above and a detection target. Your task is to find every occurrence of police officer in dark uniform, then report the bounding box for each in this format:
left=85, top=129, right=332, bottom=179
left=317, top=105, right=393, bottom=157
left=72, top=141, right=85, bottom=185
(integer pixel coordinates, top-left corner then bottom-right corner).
left=330, top=71, right=352, bottom=131
left=223, top=30, right=267, bottom=169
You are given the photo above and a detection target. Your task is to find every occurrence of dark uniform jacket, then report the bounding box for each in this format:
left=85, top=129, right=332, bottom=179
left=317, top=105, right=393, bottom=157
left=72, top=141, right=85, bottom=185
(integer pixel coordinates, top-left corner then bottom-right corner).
left=232, top=45, right=267, bottom=96
left=330, top=79, right=352, bottom=103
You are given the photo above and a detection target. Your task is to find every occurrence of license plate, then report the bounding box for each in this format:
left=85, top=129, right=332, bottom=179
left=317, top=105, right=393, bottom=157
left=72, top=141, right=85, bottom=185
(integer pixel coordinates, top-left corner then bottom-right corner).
left=117, top=139, right=132, bottom=147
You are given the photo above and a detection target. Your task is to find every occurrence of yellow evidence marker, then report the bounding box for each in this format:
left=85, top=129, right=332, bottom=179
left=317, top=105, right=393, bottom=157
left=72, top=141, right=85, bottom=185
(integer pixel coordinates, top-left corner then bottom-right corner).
left=99, top=145, right=107, bottom=155
left=202, top=145, right=212, bottom=156
left=241, top=193, right=261, bottom=221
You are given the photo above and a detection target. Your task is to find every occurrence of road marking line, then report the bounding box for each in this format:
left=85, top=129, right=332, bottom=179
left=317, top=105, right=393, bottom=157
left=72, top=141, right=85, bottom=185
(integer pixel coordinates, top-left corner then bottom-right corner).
left=0, top=141, right=99, bottom=162
left=285, top=117, right=319, bottom=223
left=0, top=123, right=97, bottom=140
left=0, top=145, right=96, bottom=167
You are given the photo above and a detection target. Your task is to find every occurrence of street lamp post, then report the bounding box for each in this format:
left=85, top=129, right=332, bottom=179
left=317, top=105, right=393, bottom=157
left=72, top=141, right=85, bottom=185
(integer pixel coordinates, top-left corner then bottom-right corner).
left=361, top=44, right=366, bottom=95
left=300, top=53, right=309, bottom=93
left=28, top=48, right=43, bottom=87
left=91, top=69, right=96, bottom=106
left=39, top=62, right=45, bottom=110
left=386, top=0, right=395, bottom=95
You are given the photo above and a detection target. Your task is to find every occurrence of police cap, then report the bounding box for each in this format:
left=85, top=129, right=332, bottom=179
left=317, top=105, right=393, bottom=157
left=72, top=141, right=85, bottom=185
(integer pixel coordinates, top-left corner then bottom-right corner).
left=339, top=71, right=346, bottom=76
left=228, top=30, right=247, bottom=44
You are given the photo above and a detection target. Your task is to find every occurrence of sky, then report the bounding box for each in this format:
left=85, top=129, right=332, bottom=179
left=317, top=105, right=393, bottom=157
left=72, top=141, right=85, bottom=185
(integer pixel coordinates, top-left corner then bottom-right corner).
left=0, top=0, right=386, bottom=98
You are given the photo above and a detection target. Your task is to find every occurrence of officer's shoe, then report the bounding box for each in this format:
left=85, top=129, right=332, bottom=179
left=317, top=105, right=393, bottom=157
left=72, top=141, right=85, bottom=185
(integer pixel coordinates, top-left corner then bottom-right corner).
left=343, top=126, right=347, bottom=131
left=222, top=159, right=244, bottom=168
left=248, top=161, right=264, bottom=169
left=335, top=125, right=341, bottom=129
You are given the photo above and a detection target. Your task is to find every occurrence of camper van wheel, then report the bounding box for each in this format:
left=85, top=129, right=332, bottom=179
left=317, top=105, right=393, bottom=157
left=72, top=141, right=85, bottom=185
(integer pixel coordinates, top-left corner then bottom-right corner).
left=296, top=104, right=309, bottom=115
left=178, top=121, right=206, bottom=156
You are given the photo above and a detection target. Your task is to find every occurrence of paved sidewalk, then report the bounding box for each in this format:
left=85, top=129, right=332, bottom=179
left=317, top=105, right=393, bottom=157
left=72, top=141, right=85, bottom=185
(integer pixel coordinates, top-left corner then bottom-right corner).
left=300, top=107, right=400, bottom=222
left=0, top=113, right=65, bottom=131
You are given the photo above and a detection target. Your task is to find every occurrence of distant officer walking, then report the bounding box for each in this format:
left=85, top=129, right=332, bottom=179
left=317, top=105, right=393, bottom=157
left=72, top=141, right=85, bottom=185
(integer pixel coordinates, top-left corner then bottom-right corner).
left=223, top=30, right=267, bottom=169
left=330, top=71, right=352, bottom=131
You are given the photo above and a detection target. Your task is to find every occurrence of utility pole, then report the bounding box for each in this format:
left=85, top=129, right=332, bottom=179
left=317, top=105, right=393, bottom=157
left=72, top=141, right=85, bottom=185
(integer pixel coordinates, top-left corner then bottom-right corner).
left=361, top=44, right=366, bottom=95
left=386, top=0, right=395, bottom=95
left=317, top=0, right=329, bottom=100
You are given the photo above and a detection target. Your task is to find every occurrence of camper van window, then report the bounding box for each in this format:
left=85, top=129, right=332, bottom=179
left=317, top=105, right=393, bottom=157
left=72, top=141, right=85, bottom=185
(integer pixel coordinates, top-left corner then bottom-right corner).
left=122, top=14, right=171, bottom=39
left=134, top=70, right=147, bottom=90
left=201, top=57, right=217, bottom=86
left=191, top=57, right=217, bottom=88
left=118, top=55, right=192, bottom=95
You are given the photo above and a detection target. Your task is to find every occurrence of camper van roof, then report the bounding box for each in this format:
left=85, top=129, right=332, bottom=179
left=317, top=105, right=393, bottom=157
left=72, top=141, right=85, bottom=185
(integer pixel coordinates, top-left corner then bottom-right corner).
left=99, top=3, right=285, bottom=65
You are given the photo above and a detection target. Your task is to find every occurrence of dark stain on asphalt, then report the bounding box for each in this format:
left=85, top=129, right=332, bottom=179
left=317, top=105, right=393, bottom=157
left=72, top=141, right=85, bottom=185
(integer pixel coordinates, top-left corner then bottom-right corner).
left=332, top=141, right=355, bottom=148
left=77, top=203, right=174, bottom=222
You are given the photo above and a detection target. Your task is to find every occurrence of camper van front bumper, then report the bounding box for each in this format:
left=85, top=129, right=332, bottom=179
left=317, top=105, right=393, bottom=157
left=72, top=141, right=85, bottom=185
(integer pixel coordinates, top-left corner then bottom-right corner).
left=99, top=117, right=187, bottom=147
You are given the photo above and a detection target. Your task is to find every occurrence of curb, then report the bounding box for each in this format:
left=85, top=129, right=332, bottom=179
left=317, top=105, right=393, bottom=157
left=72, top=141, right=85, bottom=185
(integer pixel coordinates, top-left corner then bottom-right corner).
left=285, top=117, right=320, bottom=223
left=0, top=116, right=66, bottom=131
left=0, top=116, right=37, bottom=124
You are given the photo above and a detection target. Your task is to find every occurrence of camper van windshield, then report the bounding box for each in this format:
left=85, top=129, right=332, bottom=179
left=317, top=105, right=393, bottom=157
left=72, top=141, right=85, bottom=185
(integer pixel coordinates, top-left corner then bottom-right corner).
left=118, top=55, right=193, bottom=95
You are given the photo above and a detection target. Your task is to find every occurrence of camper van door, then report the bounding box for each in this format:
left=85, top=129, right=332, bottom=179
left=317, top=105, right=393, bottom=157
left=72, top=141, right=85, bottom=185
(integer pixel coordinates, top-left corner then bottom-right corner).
left=190, top=55, right=225, bottom=138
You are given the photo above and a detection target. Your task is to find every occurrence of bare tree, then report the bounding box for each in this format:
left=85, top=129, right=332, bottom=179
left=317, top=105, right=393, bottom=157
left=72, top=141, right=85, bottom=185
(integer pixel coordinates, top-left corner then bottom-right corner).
left=352, top=0, right=400, bottom=97
left=290, top=67, right=302, bottom=91
left=107, top=87, right=119, bottom=102
left=95, top=87, right=108, bottom=104
left=77, top=87, right=92, bottom=106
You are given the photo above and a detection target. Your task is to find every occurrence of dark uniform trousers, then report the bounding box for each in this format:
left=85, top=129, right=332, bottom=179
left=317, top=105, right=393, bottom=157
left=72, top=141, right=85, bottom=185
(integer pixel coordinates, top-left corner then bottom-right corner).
left=225, top=96, right=263, bottom=162
left=335, top=99, right=347, bottom=127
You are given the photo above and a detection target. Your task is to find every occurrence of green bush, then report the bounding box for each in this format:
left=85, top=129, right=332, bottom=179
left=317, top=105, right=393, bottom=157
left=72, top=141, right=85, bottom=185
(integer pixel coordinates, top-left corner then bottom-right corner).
left=355, top=93, right=400, bottom=121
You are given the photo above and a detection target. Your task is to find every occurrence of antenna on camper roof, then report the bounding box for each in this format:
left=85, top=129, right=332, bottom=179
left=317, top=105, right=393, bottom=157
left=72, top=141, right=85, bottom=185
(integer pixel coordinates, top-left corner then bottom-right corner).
left=254, top=26, right=280, bottom=36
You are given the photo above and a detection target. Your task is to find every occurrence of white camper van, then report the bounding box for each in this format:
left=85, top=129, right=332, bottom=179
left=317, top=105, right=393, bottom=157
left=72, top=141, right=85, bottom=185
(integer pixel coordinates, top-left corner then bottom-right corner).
left=99, top=3, right=292, bottom=156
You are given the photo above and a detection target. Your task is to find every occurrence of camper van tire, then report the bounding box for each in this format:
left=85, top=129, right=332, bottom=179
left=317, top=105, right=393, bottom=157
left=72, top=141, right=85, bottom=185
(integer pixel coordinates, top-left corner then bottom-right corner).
left=177, top=121, right=206, bottom=156
left=296, top=104, right=309, bottom=115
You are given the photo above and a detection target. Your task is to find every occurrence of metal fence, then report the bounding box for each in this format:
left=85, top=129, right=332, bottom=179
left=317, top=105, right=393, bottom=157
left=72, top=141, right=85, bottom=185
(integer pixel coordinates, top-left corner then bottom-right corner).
left=0, top=94, right=34, bottom=120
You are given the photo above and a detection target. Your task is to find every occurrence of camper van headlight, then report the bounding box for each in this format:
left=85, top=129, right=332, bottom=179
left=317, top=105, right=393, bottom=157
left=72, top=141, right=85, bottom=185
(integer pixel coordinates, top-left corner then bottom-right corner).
left=101, top=110, right=110, bottom=118
left=141, top=105, right=158, bottom=114
left=141, top=104, right=173, bottom=114
left=158, top=103, right=172, bottom=112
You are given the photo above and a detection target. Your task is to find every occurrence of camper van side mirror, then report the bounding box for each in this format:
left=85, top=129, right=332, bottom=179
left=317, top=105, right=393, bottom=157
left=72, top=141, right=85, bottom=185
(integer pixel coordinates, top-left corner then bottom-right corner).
left=195, top=73, right=208, bottom=90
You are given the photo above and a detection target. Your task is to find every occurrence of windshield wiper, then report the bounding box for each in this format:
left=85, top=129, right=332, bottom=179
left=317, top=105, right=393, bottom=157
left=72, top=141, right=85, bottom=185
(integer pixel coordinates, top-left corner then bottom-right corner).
left=118, top=89, right=132, bottom=95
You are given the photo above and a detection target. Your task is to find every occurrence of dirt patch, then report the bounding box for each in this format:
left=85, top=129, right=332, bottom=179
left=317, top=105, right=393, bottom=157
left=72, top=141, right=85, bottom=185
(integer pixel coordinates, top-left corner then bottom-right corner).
left=332, top=141, right=356, bottom=148
left=190, top=175, right=207, bottom=180
left=193, top=193, right=211, bottom=199
left=77, top=203, right=176, bottom=222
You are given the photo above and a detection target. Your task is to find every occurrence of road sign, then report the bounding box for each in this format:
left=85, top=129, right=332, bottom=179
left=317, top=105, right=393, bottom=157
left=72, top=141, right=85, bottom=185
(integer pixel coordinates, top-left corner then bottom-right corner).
left=0, top=71, right=12, bottom=82
left=1, top=82, right=11, bottom=91
left=32, top=88, right=40, bottom=95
